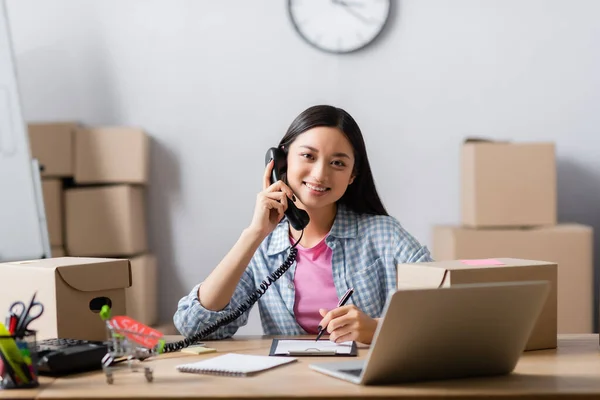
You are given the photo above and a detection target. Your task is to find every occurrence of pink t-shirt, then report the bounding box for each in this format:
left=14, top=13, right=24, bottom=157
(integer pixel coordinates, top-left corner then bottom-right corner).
left=292, top=235, right=339, bottom=334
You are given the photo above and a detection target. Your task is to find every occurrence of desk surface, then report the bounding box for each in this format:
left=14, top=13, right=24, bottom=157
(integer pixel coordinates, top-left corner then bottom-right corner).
left=0, top=377, right=53, bottom=400
left=2, top=334, right=600, bottom=400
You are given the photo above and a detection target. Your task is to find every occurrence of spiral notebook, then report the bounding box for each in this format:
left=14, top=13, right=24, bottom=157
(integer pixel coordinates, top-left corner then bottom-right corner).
left=176, top=353, right=297, bottom=376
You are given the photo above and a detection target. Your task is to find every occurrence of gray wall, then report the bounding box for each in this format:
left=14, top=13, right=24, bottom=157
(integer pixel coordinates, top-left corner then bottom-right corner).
left=6, top=0, right=600, bottom=334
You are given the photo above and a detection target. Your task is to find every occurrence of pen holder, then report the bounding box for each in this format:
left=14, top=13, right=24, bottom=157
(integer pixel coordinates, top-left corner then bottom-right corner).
left=0, top=331, right=39, bottom=389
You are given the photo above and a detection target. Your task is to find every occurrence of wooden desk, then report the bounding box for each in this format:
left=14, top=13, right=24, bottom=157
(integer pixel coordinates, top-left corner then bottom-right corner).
left=0, top=377, right=53, bottom=400
left=4, top=334, right=600, bottom=399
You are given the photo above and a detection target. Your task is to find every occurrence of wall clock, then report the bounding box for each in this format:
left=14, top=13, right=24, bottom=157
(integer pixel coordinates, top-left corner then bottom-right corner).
left=288, top=0, right=391, bottom=54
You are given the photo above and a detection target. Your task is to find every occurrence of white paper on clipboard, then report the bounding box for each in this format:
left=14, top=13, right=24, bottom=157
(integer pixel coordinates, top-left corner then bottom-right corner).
left=271, top=340, right=354, bottom=356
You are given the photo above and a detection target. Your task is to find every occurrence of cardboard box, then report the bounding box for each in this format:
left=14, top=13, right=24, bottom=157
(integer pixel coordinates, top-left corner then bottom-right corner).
left=42, top=179, right=63, bottom=246
left=433, top=224, right=593, bottom=333
left=397, top=258, right=557, bottom=351
left=0, top=257, right=131, bottom=341
left=65, top=185, right=147, bottom=257
left=75, top=127, right=149, bottom=184
left=51, top=247, right=65, bottom=257
left=126, top=254, right=157, bottom=326
left=28, top=122, right=76, bottom=177
left=461, top=139, right=556, bottom=227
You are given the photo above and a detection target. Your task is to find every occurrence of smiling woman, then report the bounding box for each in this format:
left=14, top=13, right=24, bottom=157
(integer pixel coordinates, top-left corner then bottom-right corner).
left=284, top=126, right=357, bottom=212
left=287, top=0, right=392, bottom=54
left=173, top=104, right=432, bottom=347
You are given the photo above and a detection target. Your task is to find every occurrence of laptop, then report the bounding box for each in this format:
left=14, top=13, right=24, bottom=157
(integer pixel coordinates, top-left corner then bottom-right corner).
left=309, top=280, right=549, bottom=385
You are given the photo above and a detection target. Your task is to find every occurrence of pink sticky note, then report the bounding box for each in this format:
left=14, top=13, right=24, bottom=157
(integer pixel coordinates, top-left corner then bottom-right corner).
left=460, top=259, right=504, bottom=266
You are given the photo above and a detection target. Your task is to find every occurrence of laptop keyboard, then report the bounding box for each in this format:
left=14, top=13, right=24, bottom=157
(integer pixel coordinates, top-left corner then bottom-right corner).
left=340, top=368, right=363, bottom=376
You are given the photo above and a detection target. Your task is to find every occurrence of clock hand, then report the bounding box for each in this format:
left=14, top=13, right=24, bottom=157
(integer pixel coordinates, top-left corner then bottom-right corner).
left=332, top=0, right=365, bottom=6
left=332, top=0, right=373, bottom=25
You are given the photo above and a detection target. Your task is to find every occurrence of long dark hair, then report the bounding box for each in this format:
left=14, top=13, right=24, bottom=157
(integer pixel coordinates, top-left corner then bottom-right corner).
left=279, top=105, right=388, bottom=216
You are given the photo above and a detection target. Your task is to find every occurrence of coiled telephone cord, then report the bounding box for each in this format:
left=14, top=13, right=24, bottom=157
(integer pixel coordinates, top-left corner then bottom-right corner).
left=162, top=230, right=303, bottom=353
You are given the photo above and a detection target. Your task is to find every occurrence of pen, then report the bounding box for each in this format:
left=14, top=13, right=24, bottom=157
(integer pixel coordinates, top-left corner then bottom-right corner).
left=315, top=287, right=354, bottom=341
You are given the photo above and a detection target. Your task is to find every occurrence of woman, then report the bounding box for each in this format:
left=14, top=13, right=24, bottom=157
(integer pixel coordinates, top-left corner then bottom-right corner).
left=174, top=105, right=432, bottom=344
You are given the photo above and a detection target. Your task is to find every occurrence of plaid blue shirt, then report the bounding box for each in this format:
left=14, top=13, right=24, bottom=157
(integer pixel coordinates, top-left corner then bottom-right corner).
left=173, top=204, right=433, bottom=339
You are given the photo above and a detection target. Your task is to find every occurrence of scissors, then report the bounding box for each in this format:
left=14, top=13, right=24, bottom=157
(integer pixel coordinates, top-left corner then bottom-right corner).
left=9, top=292, right=44, bottom=336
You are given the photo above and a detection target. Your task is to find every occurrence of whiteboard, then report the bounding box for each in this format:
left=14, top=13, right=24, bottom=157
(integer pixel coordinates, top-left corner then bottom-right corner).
left=0, top=0, right=48, bottom=261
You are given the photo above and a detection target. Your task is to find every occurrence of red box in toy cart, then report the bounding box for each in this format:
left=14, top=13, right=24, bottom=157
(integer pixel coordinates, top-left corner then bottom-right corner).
left=99, top=306, right=165, bottom=384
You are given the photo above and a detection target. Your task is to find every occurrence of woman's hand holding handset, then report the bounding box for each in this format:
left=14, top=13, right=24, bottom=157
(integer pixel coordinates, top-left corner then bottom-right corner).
left=248, top=159, right=296, bottom=238
left=198, top=161, right=295, bottom=311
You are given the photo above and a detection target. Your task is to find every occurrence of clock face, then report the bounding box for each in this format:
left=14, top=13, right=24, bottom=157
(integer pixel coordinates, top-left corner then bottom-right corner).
left=288, top=0, right=391, bottom=54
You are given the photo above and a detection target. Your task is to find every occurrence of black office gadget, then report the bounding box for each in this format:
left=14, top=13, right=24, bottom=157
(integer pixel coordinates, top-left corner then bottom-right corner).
left=265, top=147, right=310, bottom=231
left=35, top=338, right=109, bottom=376
left=161, top=148, right=309, bottom=353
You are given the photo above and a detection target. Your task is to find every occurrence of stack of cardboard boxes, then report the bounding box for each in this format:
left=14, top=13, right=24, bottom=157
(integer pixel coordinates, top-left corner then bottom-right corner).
left=432, top=139, right=594, bottom=334
left=28, top=122, right=74, bottom=258
left=28, top=123, right=158, bottom=327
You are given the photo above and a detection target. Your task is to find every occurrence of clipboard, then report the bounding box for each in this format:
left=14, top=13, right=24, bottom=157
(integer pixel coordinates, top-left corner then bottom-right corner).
left=269, top=339, right=358, bottom=357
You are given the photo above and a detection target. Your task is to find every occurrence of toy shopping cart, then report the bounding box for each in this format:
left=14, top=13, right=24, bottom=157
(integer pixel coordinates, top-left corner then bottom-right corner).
left=100, top=306, right=165, bottom=384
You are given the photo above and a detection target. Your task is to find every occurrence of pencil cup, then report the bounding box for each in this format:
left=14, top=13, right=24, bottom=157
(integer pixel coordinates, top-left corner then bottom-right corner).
left=0, top=331, right=39, bottom=389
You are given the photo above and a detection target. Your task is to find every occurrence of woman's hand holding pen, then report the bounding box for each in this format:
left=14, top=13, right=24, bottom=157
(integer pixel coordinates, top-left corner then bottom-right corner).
left=248, top=160, right=295, bottom=238
left=318, top=305, right=379, bottom=344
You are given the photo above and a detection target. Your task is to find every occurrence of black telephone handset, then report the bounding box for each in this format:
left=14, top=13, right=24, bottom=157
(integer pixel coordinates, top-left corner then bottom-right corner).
left=162, top=148, right=306, bottom=353
left=265, top=147, right=310, bottom=231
